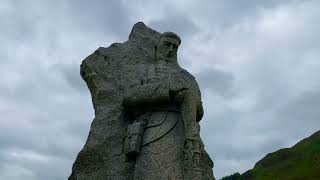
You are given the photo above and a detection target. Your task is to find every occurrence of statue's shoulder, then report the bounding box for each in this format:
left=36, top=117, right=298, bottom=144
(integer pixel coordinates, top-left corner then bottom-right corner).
left=178, top=68, right=204, bottom=93
left=178, top=68, right=196, bottom=80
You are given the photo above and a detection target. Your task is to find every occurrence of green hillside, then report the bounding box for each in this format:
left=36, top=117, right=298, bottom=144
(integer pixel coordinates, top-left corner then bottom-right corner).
left=240, top=130, right=320, bottom=180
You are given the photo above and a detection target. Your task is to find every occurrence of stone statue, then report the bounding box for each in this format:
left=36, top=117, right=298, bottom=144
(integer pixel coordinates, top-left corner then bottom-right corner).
left=69, top=22, right=215, bottom=180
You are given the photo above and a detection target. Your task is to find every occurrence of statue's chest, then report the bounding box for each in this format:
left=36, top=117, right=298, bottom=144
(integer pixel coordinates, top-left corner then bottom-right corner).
left=142, top=65, right=171, bottom=83
left=143, top=65, right=194, bottom=88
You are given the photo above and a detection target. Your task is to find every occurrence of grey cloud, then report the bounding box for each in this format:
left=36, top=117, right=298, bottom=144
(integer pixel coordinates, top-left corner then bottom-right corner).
left=148, top=10, right=198, bottom=39
left=195, top=68, right=235, bottom=98
left=0, top=1, right=112, bottom=178
left=0, top=88, right=92, bottom=180
left=64, top=0, right=133, bottom=39
left=144, top=0, right=296, bottom=36
left=1, top=0, right=320, bottom=180
left=54, top=63, right=88, bottom=92
left=0, top=91, right=92, bottom=159
left=0, top=45, right=93, bottom=180
left=0, top=148, right=72, bottom=180
left=198, top=2, right=320, bottom=176
left=216, top=0, right=295, bottom=23
left=5, top=0, right=132, bottom=40
left=200, top=107, right=284, bottom=177
left=274, top=90, right=320, bottom=137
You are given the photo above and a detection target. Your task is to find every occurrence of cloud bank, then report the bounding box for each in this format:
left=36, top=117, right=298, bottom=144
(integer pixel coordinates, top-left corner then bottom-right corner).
left=1, top=0, right=319, bottom=179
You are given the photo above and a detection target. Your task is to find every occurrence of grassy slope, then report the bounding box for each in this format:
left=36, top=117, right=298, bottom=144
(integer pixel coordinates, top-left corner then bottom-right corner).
left=241, top=130, right=320, bottom=180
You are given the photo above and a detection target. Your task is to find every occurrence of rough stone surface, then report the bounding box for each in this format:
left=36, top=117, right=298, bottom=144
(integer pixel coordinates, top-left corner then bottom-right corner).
left=69, top=22, right=215, bottom=180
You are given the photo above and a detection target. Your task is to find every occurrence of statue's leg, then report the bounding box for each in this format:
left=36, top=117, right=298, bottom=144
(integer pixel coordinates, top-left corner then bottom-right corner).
left=133, top=112, right=184, bottom=180
left=179, top=90, right=203, bottom=180
left=179, top=90, right=199, bottom=140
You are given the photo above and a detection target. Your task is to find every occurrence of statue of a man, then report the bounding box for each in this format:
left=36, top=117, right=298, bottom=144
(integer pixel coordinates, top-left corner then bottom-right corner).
left=69, top=22, right=214, bottom=180
left=123, top=32, right=213, bottom=180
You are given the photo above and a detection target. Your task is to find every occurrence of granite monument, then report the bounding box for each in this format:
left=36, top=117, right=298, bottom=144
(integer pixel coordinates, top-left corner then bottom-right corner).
left=69, top=22, right=215, bottom=180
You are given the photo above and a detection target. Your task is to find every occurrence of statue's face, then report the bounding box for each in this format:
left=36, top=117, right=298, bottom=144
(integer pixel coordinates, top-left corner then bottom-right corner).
left=156, top=36, right=180, bottom=63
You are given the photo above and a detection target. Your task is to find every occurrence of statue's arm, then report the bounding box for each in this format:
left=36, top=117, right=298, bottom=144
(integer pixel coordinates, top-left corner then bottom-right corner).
left=123, top=82, right=171, bottom=107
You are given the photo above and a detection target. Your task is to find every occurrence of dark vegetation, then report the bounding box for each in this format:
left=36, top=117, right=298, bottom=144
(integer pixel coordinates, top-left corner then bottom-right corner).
left=220, top=172, right=241, bottom=180
left=220, top=130, right=320, bottom=180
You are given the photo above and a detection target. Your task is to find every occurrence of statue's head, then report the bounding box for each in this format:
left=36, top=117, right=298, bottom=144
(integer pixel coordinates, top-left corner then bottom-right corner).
left=155, top=32, right=181, bottom=63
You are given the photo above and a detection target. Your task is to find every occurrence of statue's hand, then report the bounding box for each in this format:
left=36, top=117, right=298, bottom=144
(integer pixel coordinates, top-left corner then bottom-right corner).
left=169, top=78, right=187, bottom=93
left=169, top=85, right=187, bottom=103
left=171, top=89, right=186, bottom=104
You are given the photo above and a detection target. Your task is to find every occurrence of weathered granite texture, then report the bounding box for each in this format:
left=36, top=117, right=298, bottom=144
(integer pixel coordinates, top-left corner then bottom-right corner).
left=69, top=22, right=215, bottom=180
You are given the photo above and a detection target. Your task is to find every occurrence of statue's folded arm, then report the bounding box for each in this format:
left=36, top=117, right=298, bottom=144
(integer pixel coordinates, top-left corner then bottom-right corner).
left=123, top=82, right=171, bottom=107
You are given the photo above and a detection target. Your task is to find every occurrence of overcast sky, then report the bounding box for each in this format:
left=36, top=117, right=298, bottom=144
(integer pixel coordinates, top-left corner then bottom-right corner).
left=1, top=0, right=320, bottom=179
